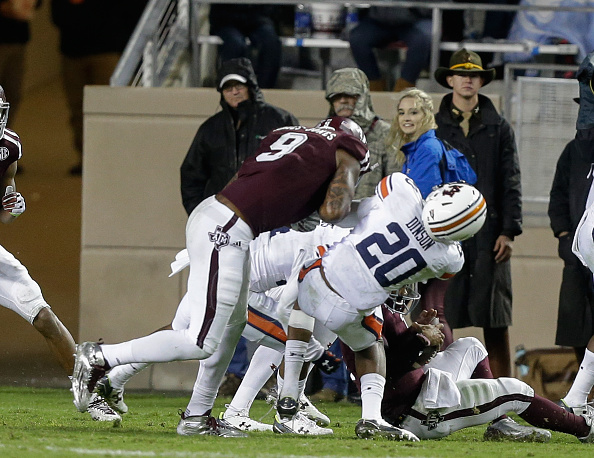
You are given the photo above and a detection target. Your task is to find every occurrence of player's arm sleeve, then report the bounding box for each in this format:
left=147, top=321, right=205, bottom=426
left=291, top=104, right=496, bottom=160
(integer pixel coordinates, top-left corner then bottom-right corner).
left=180, top=128, right=209, bottom=215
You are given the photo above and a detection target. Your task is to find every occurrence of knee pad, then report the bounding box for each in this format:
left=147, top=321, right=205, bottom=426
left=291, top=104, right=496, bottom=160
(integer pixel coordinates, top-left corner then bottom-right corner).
left=288, top=309, right=315, bottom=332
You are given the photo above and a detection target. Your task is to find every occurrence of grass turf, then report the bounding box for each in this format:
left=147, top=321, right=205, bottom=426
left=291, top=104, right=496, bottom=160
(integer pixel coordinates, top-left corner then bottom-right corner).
left=0, top=386, right=591, bottom=457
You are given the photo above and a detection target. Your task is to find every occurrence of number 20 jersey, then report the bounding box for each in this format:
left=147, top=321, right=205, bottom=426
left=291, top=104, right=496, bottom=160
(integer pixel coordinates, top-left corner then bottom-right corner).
left=322, top=172, right=464, bottom=312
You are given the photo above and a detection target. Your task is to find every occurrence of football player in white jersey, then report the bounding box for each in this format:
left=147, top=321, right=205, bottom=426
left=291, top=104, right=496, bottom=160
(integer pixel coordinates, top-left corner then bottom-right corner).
left=275, top=174, right=487, bottom=440
left=95, top=224, right=351, bottom=435
left=0, top=85, right=120, bottom=423
left=558, top=202, right=594, bottom=419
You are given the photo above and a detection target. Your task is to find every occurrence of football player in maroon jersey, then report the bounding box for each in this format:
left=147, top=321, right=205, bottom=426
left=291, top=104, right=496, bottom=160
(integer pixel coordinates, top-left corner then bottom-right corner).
left=72, top=116, right=370, bottom=436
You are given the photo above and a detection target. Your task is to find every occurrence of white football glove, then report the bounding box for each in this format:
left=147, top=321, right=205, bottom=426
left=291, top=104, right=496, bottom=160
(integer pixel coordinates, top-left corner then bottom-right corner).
left=3, top=185, right=25, bottom=216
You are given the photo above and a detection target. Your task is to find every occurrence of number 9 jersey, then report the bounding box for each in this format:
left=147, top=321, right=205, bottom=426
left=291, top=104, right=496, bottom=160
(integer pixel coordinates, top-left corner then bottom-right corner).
left=322, top=172, right=464, bottom=312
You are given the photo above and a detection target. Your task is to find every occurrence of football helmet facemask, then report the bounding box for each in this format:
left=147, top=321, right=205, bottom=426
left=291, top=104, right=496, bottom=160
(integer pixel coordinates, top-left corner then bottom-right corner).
left=422, top=181, right=487, bottom=243
left=0, top=86, right=9, bottom=139
left=315, top=116, right=367, bottom=145
left=384, top=284, right=420, bottom=315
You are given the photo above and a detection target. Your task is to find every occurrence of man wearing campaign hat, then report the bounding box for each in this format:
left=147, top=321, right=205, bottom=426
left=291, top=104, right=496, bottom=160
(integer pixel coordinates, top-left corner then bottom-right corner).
left=181, top=57, right=298, bottom=215
left=434, top=48, right=522, bottom=379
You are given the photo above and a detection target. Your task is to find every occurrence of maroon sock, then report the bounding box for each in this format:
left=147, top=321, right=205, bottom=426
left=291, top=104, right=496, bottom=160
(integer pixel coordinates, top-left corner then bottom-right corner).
left=519, top=394, right=590, bottom=437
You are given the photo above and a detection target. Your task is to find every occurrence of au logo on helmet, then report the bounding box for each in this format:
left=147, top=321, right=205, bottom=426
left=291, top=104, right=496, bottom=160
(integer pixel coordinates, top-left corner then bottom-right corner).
left=422, top=182, right=487, bottom=242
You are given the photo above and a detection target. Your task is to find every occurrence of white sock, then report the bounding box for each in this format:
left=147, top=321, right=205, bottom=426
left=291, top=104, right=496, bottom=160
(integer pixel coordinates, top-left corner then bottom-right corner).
left=107, top=363, right=150, bottom=390
left=228, top=346, right=282, bottom=414
left=360, top=373, right=386, bottom=421
left=565, top=349, right=594, bottom=407
left=279, top=339, right=308, bottom=401
left=101, top=329, right=211, bottom=366
left=185, top=321, right=245, bottom=417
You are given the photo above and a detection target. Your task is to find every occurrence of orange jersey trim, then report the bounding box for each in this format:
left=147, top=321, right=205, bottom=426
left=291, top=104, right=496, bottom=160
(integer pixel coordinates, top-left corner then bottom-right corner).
left=361, top=314, right=383, bottom=340
left=379, top=176, right=390, bottom=199
left=298, top=258, right=322, bottom=282
left=247, top=307, right=287, bottom=344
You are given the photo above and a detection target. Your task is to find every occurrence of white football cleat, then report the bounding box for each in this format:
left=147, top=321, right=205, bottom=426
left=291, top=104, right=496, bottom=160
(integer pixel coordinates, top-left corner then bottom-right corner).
left=574, top=403, right=594, bottom=443
left=299, top=393, right=330, bottom=426
left=95, top=376, right=128, bottom=414
left=483, top=417, right=551, bottom=442
left=87, top=393, right=121, bottom=425
left=72, top=342, right=108, bottom=412
left=177, top=411, right=248, bottom=437
left=273, top=411, right=333, bottom=435
left=220, top=406, right=272, bottom=432
left=355, top=418, right=419, bottom=441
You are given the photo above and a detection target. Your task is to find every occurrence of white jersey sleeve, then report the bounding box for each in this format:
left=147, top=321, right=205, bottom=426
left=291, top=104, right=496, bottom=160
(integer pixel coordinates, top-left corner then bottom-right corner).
left=249, top=225, right=350, bottom=293
left=323, top=173, right=464, bottom=312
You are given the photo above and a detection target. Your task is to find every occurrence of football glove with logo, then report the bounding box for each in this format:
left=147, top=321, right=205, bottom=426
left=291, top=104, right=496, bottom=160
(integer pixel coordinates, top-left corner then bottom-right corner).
left=313, top=349, right=342, bottom=374
left=3, top=185, right=25, bottom=216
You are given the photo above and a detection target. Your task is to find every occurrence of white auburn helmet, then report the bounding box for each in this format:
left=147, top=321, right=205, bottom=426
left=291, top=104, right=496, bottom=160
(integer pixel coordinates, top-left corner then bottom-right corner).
left=422, top=182, right=487, bottom=242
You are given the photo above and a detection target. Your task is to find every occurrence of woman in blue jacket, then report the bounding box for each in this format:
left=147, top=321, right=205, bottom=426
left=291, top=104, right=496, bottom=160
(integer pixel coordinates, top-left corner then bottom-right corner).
left=386, top=88, right=471, bottom=348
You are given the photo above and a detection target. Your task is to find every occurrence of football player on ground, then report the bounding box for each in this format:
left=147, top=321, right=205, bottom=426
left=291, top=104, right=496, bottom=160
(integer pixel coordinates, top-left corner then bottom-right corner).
left=0, top=85, right=120, bottom=423
left=71, top=117, right=370, bottom=435
left=275, top=176, right=486, bottom=440
left=340, top=303, right=594, bottom=443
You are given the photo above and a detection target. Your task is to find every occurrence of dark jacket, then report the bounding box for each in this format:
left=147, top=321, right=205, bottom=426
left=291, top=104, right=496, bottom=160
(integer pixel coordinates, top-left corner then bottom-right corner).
left=180, top=58, right=298, bottom=215
left=548, top=132, right=594, bottom=346
left=435, top=93, right=522, bottom=328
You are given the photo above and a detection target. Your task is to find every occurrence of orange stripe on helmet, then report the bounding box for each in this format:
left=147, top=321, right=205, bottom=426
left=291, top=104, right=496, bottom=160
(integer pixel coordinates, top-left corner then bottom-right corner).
left=248, top=309, right=287, bottom=343
left=432, top=197, right=486, bottom=233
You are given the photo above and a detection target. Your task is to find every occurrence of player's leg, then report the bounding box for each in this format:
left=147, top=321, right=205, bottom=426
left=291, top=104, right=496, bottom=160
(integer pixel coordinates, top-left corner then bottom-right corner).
left=562, top=334, right=594, bottom=409
left=336, top=310, right=417, bottom=441
left=425, top=336, right=488, bottom=382
left=72, top=199, right=252, bottom=412
left=32, top=307, right=76, bottom=374
left=222, top=344, right=283, bottom=432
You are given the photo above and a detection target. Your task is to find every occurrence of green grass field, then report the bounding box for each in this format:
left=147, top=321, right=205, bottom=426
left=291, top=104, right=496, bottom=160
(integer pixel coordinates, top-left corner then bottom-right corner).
left=0, top=386, right=592, bottom=457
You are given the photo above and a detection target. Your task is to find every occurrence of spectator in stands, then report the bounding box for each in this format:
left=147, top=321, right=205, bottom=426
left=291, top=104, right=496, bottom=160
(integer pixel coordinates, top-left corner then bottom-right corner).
left=180, top=58, right=298, bottom=395
left=0, top=0, right=40, bottom=128
left=434, top=48, right=522, bottom=378
left=51, top=0, right=147, bottom=175
left=348, top=3, right=432, bottom=92
left=209, top=4, right=281, bottom=89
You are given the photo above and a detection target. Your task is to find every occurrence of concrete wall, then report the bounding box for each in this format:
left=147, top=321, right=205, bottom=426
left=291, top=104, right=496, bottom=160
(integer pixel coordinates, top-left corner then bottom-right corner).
left=82, top=87, right=562, bottom=390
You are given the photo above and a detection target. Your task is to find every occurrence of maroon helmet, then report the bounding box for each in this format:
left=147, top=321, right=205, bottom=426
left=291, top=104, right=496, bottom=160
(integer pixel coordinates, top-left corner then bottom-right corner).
left=0, top=86, right=9, bottom=139
left=315, top=116, right=367, bottom=145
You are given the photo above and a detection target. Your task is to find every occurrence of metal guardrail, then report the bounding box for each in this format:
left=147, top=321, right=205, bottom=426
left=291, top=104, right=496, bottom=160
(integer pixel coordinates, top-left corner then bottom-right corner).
left=111, top=0, right=594, bottom=88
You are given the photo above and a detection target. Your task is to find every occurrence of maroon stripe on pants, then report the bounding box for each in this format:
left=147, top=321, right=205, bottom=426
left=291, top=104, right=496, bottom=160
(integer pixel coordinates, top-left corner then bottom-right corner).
left=408, top=393, right=534, bottom=424
left=196, top=214, right=239, bottom=348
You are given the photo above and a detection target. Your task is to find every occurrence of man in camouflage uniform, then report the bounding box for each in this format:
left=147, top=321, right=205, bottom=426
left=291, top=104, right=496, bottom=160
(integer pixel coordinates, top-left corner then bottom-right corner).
left=326, top=67, right=402, bottom=199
